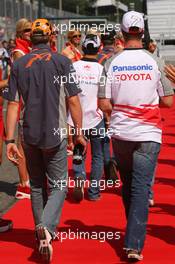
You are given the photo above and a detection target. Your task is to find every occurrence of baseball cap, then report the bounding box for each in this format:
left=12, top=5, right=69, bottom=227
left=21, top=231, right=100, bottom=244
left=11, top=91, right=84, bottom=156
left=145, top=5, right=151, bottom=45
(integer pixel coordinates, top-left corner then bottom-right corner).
left=121, top=11, right=144, bottom=34
left=31, top=18, right=52, bottom=36
left=82, top=34, right=101, bottom=49
left=101, top=29, right=116, bottom=41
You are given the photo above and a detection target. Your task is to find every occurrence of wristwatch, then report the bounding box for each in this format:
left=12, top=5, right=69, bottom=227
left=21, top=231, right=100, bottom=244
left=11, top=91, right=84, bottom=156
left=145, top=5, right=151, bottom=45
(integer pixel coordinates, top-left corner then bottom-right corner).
left=5, top=139, right=15, bottom=145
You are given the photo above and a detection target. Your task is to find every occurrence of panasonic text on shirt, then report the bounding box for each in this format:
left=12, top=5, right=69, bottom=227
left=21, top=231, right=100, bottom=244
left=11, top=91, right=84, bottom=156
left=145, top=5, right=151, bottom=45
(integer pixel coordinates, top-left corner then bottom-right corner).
left=113, top=64, right=153, bottom=72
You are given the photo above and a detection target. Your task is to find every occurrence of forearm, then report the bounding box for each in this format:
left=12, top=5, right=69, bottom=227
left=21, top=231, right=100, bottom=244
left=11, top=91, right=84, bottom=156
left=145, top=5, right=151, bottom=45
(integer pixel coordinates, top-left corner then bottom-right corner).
left=160, top=95, right=174, bottom=108
left=6, top=101, right=19, bottom=140
left=98, top=98, right=112, bottom=117
left=0, top=79, right=8, bottom=91
left=67, top=95, right=82, bottom=136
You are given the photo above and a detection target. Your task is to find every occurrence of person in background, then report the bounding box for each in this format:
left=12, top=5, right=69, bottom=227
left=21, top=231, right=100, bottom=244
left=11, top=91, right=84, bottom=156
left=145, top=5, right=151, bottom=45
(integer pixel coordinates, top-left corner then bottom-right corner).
left=11, top=18, right=32, bottom=200
left=97, top=29, right=119, bottom=182
left=50, top=27, right=58, bottom=52
left=2, top=40, right=8, bottom=50
left=0, top=41, right=9, bottom=80
left=7, top=39, right=16, bottom=56
left=62, top=29, right=82, bottom=62
left=62, top=28, right=83, bottom=156
left=98, top=11, right=174, bottom=261
left=115, top=31, right=125, bottom=53
left=68, top=34, right=104, bottom=202
left=148, top=39, right=157, bottom=54
left=0, top=78, right=8, bottom=164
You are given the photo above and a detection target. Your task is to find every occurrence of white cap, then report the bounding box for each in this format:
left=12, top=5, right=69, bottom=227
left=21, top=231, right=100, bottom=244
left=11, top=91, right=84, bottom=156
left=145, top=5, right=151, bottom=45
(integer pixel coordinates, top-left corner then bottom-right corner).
left=82, top=34, right=101, bottom=49
left=121, top=11, right=144, bottom=34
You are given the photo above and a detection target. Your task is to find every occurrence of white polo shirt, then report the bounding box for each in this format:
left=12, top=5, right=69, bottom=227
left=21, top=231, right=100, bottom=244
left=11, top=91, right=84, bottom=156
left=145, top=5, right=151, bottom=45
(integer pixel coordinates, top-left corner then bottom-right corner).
left=98, top=49, right=174, bottom=143
left=67, top=58, right=104, bottom=129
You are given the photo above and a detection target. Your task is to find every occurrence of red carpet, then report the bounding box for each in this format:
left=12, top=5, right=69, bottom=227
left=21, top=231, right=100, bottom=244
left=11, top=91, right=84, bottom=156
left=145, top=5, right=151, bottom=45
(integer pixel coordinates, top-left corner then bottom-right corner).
left=1, top=104, right=175, bottom=263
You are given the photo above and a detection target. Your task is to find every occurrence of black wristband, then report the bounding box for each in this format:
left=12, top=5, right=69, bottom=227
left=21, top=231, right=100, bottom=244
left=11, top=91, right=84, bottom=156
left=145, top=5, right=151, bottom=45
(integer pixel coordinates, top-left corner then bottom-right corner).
left=5, top=139, right=15, bottom=145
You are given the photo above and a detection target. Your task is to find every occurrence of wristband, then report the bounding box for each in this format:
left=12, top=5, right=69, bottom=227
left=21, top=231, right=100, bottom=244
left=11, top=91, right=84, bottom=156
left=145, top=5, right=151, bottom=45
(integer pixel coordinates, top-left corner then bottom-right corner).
left=5, top=139, right=15, bottom=145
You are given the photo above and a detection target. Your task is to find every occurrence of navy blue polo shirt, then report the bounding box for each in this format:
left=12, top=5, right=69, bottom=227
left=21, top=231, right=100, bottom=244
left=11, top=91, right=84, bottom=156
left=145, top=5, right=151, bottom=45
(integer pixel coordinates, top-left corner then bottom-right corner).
left=3, top=44, right=81, bottom=148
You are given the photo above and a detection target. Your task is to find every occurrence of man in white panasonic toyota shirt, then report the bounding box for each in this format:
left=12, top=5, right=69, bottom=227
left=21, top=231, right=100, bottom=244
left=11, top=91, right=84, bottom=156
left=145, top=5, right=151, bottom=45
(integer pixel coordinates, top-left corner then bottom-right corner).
left=98, top=11, right=174, bottom=261
left=67, top=34, right=105, bottom=201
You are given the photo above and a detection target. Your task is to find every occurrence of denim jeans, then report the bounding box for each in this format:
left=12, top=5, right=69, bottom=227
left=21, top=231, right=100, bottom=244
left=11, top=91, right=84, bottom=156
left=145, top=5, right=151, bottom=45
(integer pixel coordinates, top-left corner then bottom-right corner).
left=23, top=139, right=68, bottom=237
left=73, top=120, right=104, bottom=199
left=103, top=135, right=111, bottom=179
left=149, top=169, right=156, bottom=200
left=112, top=139, right=160, bottom=251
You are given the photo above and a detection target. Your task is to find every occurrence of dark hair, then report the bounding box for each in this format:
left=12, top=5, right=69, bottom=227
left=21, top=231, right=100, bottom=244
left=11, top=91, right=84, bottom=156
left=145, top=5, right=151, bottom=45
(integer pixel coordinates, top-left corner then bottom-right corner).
left=122, top=27, right=143, bottom=42
left=102, top=39, right=115, bottom=46
left=101, top=29, right=116, bottom=46
left=82, top=44, right=99, bottom=55
left=31, top=35, right=50, bottom=45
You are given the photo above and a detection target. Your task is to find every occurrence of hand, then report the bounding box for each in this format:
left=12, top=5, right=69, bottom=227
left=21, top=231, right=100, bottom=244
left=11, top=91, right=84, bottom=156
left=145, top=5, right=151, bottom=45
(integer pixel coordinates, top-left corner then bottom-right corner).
left=75, top=135, right=87, bottom=155
left=6, top=143, right=23, bottom=165
left=164, top=64, right=175, bottom=83
left=68, top=142, right=74, bottom=152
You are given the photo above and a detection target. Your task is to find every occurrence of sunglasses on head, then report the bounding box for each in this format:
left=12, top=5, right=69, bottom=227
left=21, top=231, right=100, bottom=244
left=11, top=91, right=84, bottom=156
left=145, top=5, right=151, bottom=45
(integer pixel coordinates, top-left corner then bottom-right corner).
left=72, top=34, right=81, bottom=39
left=23, top=28, right=31, bottom=33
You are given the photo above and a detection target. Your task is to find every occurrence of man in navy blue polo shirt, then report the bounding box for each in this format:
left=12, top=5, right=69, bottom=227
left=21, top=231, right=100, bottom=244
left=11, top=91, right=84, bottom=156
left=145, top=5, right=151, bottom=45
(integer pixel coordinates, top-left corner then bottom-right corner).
left=4, top=18, right=86, bottom=262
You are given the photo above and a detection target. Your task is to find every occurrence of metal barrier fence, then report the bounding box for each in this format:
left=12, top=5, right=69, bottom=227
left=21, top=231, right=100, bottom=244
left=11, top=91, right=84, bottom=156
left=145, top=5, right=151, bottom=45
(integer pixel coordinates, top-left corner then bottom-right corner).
left=0, top=0, right=80, bottom=42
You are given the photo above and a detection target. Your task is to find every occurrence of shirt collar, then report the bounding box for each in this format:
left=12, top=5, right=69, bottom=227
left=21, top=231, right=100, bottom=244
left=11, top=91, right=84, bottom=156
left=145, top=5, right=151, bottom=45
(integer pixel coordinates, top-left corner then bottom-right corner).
left=32, top=43, right=51, bottom=51
left=81, top=57, right=98, bottom=62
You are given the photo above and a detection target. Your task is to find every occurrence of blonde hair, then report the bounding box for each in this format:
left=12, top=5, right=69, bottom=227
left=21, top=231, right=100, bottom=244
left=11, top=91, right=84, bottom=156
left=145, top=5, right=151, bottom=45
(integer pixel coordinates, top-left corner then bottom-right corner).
left=67, top=30, right=81, bottom=41
left=16, top=18, right=32, bottom=38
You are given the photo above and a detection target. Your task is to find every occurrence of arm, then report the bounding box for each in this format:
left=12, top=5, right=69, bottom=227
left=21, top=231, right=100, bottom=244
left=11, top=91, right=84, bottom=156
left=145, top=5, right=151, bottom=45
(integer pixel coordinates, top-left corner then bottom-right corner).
left=164, top=64, right=175, bottom=83
left=6, top=101, right=19, bottom=140
left=98, top=98, right=112, bottom=117
left=67, top=95, right=86, bottom=149
left=0, top=79, right=8, bottom=91
left=63, top=58, right=86, bottom=149
left=160, top=95, right=174, bottom=108
left=13, top=51, right=23, bottom=61
left=155, top=58, right=174, bottom=107
left=6, top=101, right=22, bottom=164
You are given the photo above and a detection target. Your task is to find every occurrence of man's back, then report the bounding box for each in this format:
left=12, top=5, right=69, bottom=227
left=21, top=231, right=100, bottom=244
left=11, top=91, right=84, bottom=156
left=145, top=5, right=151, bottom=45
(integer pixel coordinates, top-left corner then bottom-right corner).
left=67, top=58, right=103, bottom=129
left=5, top=44, right=80, bottom=148
left=105, top=48, right=166, bottom=143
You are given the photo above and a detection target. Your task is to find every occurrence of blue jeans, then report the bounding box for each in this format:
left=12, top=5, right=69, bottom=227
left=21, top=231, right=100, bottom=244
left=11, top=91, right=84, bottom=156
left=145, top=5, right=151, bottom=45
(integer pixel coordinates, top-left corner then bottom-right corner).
left=23, top=139, right=68, bottom=237
left=103, top=135, right=111, bottom=178
left=73, top=120, right=104, bottom=199
left=112, top=139, right=160, bottom=251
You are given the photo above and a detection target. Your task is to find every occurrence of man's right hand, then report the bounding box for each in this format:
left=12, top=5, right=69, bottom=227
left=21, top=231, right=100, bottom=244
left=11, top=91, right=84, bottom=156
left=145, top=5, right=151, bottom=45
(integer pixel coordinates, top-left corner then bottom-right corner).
left=75, top=135, right=87, bottom=155
left=6, top=143, right=23, bottom=165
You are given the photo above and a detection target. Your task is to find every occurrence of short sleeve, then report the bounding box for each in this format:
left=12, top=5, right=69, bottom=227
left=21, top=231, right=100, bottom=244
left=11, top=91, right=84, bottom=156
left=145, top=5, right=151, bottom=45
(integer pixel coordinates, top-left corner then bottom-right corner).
left=98, top=64, right=112, bottom=99
left=155, top=56, right=174, bottom=96
left=3, top=63, right=20, bottom=102
left=63, top=59, right=81, bottom=97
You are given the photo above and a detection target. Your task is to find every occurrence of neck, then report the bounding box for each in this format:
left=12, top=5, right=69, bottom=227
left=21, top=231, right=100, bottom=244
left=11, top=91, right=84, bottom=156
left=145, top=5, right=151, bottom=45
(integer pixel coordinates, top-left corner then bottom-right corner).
left=84, top=54, right=97, bottom=59
left=71, top=42, right=79, bottom=48
left=125, top=39, right=143, bottom=49
left=103, top=44, right=114, bottom=49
